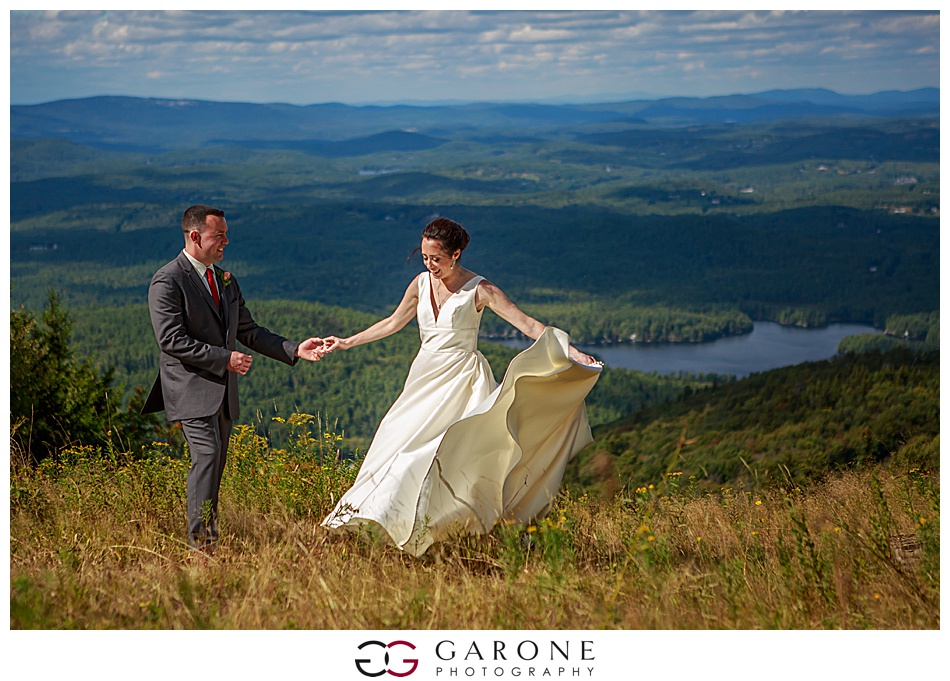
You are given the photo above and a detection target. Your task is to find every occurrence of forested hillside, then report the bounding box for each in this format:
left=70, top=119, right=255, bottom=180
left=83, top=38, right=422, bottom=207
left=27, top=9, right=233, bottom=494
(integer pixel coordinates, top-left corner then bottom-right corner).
left=10, top=92, right=940, bottom=470
left=11, top=96, right=939, bottom=344
left=571, top=348, right=939, bottom=494
left=10, top=199, right=938, bottom=334
left=68, top=299, right=718, bottom=445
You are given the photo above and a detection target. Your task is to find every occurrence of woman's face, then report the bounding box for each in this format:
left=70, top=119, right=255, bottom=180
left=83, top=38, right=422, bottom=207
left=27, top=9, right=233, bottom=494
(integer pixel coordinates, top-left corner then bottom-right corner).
left=421, top=237, right=460, bottom=279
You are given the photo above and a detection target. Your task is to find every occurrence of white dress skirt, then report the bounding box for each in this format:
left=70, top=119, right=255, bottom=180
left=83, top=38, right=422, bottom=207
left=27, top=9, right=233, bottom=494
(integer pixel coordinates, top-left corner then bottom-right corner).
left=321, top=273, right=602, bottom=556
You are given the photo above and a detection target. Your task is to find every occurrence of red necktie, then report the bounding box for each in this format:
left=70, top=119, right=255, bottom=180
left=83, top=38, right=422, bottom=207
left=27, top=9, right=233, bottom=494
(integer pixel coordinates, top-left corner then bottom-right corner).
left=205, top=268, right=220, bottom=306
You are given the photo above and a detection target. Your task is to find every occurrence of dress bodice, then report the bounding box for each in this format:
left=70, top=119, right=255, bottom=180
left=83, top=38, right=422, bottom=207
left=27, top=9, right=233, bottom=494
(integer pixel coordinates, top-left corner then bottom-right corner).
left=416, top=273, right=485, bottom=353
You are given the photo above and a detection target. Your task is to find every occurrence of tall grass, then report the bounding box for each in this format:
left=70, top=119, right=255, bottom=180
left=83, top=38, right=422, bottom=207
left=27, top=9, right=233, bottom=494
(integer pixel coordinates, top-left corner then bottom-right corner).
left=10, top=416, right=939, bottom=629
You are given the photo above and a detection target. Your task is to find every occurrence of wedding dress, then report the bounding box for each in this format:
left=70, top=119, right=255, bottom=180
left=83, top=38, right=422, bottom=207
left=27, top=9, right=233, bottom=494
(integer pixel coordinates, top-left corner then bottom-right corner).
left=321, top=272, right=601, bottom=556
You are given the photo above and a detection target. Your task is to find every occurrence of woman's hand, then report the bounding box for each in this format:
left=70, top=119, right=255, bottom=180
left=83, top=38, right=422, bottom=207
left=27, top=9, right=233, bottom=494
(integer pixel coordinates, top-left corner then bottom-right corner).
left=323, top=336, right=353, bottom=353
left=569, top=346, right=603, bottom=367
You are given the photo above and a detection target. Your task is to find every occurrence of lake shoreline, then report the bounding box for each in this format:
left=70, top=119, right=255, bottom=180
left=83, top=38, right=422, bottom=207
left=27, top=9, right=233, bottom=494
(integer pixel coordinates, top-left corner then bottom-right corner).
left=481, top=319, right=882, bottom=348
left=488, top=321, right=881, bottom=378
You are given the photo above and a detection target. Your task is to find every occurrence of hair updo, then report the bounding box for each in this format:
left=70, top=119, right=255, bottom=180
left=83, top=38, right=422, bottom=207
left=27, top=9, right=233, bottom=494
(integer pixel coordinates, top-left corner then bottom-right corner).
left=422, top=217, right=470, bottom=257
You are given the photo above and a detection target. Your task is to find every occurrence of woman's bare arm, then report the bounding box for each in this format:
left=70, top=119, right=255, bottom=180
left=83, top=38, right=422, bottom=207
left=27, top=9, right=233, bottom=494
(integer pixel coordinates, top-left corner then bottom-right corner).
left=324, top=275, right=421, bottom=352
left=477, top=280, right=600, bottom=365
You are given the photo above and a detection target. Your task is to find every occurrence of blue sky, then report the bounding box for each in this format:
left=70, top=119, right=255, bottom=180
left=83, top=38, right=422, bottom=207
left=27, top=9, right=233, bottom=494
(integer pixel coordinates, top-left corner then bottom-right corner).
left=8, top=9, right=942, bottom=105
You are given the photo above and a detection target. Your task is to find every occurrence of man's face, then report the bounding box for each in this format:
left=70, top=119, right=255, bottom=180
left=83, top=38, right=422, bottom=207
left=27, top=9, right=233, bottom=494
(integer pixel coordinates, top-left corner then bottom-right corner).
left=191, top=215, right=229, bottom=266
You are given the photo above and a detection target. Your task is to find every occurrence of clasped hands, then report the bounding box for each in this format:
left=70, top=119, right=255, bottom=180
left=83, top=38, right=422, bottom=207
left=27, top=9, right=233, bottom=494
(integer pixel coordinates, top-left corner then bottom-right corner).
left=296, top=337, right=328, bottom=362
left=226, top=337, right=329, bottom=375
left=284, top=336, right=349, bottom=365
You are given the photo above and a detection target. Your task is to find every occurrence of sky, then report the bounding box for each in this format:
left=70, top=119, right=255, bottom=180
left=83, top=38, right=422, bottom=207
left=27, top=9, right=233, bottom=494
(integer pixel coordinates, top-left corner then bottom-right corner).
left=7, top=8, right=942, bottom=106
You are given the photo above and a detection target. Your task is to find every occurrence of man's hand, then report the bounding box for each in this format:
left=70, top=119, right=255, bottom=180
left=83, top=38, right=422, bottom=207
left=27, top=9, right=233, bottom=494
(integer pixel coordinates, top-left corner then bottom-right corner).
left=296, top=337, right=326, bottom=362
left=227, top=350, right=253, bottom=375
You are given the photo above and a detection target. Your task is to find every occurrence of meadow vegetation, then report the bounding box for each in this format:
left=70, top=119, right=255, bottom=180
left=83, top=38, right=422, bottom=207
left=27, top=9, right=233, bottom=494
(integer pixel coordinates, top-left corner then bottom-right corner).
left=10, top=416, right=938, bottom=629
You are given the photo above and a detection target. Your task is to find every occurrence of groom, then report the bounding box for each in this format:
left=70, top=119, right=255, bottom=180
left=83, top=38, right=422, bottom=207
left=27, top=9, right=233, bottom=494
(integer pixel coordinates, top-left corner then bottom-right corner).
left=142, top=204, right=325, bottom=553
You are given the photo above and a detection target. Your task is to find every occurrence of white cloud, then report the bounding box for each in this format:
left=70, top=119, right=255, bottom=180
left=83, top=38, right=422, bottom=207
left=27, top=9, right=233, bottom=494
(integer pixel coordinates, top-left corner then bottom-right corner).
left=9, top=9, right=940, bottom=105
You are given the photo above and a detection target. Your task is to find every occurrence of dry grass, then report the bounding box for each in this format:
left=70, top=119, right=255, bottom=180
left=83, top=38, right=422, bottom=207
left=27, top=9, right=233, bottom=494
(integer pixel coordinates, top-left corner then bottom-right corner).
left=9, top=425, right=939, bottom=630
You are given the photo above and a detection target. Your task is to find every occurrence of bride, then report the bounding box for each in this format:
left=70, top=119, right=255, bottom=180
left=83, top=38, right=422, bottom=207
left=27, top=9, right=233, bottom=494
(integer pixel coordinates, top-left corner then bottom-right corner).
left=320, top=217, right=602, bottom=556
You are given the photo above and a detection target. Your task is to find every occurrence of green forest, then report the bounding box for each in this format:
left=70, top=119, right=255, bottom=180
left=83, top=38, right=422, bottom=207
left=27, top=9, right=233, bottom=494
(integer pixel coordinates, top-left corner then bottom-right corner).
left=570, top=347, right=939, bottom=494
left=9, top=99, right=940, bottom=481
left=70, top=298, right=716, bottom=445
left=11, top=114, right=939, bottom=338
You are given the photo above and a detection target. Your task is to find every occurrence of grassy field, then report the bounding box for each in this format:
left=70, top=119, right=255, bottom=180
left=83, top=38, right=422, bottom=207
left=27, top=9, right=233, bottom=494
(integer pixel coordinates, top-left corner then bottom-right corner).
left=9, top=415, right=938, bottom=630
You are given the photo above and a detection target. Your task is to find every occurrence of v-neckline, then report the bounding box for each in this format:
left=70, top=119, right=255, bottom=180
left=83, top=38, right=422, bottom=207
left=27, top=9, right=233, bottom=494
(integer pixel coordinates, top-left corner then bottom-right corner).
left=429, top=273, right=452, bottom=323
left=428, top=273, right=479, bottom=323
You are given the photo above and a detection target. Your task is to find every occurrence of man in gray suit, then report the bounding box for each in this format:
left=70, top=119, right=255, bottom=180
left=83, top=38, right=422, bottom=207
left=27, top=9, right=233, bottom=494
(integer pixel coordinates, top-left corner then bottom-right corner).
left=142, top=204, right=325, bottom=553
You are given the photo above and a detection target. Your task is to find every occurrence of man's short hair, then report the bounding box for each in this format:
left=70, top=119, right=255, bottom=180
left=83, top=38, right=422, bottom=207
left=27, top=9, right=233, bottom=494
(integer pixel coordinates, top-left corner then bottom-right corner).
left=182, top=205, right=225, bottom=234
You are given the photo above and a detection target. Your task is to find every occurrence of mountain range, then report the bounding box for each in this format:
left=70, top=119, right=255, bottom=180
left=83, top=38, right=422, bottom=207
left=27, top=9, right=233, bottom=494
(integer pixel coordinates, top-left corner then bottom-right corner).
left=10, top=88, right=938, bottom=154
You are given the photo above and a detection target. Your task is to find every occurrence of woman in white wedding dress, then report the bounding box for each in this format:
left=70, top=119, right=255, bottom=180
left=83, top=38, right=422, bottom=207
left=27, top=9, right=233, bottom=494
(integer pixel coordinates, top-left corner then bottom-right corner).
left=320, top=218, right=602, bottom=556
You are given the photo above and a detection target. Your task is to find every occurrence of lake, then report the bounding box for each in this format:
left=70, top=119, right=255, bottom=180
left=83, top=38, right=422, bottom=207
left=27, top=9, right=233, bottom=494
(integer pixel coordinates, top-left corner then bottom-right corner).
left=497, top=321, right=879, bottom=378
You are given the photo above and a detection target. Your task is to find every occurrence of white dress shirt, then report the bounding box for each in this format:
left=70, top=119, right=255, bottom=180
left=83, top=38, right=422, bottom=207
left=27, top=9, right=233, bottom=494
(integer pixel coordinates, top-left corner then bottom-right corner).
left=182, top=249, right=218, bottom=299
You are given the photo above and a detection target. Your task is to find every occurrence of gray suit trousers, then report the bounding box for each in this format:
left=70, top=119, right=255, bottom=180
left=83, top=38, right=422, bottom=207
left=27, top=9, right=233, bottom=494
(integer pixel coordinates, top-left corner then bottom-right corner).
left=180, top=407, right=233, bottom=548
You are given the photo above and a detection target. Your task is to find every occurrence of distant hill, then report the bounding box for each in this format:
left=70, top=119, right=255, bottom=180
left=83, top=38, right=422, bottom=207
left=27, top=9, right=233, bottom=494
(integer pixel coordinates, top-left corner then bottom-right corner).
left=569, top=348, right=939, bottom=493
left=576, top=123, right=940, bottom=166
left=214, top=130, right=448, bottom=157
left=9, top=89, right=939, bottom=338
left=10, top=88, right=938, bottom=152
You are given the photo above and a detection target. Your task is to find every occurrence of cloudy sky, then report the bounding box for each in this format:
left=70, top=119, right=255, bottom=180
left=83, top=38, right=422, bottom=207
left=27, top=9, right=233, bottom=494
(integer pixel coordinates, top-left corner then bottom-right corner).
left=8, top=8, right=941, bottom=106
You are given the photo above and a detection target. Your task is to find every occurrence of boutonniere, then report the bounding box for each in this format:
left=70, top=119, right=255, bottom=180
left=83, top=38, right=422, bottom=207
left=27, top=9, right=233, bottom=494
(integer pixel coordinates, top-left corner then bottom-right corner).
left=221, top=270, right=232, bottom=288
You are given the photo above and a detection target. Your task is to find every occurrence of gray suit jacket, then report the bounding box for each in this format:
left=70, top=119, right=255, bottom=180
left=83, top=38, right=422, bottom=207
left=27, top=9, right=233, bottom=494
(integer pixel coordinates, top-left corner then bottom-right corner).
left=141, top=251, right=298, bottom=421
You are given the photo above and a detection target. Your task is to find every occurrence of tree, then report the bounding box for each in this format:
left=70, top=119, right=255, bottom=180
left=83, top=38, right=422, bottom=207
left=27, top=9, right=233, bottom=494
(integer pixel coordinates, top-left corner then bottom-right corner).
left=10, top=289, right=165, bottom=465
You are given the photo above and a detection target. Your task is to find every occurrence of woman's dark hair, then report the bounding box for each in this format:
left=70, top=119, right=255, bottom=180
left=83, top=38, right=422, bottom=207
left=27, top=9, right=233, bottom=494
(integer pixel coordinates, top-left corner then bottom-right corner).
left=422, top=217, right=470, bottom=256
